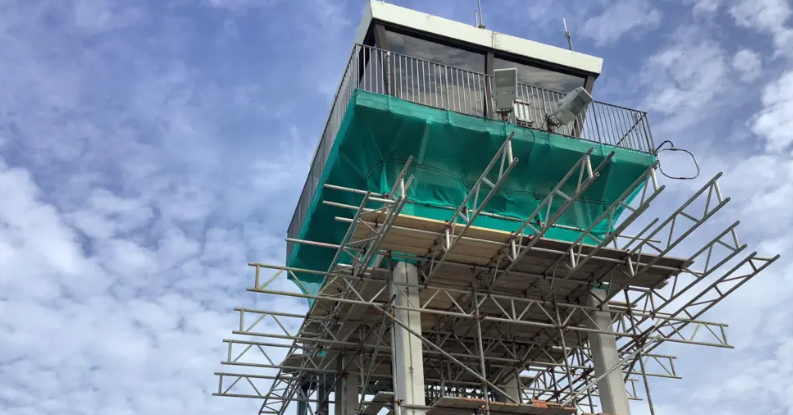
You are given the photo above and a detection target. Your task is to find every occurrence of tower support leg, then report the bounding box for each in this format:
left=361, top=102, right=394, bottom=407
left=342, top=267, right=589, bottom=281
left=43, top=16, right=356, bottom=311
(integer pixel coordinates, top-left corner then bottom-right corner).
left=391, top=262, right=426, bottom=415
left=298, top=381, right=310, bottom=415
left=585, top=289, right=631, bottom=415
left=336, top=356, right=359, bottom=415
left=496, top=375, right=521, bottom=403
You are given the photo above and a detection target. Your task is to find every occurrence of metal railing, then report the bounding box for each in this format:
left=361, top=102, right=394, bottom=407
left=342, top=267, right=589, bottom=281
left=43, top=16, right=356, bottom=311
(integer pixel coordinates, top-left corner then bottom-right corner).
left=287, top=44, right=655, bottom=261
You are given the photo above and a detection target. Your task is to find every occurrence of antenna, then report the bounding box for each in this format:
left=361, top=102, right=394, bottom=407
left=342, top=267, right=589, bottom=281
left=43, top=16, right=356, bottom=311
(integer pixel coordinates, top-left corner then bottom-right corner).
left=563, top=17, right=573, bottom=51
left=476, top=0, right=485, bottom=28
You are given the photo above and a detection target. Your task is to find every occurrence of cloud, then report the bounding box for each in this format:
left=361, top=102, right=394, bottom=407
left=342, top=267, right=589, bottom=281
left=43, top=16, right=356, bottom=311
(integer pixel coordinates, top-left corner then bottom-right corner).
left=732, top=49, right=763, bottom=82
left=639, top=27, right=729, bottom=132
left=750, top=70, right=793, bottom=153
left=0, top=0, right=316, bottom=413
left=730, top=0, right=791, bottom=34
left=0, top=150, right=304, bottom=413
left=72, top=0, right=142, bottom=33
left=203, top=0, right=281, bottom=12
left=729, top=0, right=793, bottom=54
left=682, top=0, right=722, bottom=15
left=581, top=0, right=662, bottom=46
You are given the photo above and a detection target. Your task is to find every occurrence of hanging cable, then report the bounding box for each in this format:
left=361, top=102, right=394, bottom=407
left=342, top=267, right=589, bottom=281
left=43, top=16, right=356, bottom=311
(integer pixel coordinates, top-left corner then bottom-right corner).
left=654, top=140, right=701, bottom=180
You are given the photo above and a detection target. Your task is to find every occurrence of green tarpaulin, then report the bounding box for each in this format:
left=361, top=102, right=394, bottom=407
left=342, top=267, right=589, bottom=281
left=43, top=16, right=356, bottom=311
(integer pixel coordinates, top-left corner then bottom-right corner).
left=288, top=90, right=655, bottom=296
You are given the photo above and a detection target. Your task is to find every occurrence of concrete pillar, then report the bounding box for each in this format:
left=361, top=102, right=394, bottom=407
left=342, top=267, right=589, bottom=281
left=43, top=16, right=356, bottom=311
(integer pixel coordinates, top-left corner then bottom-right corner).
left=336, top=356, right=360, bottom=415
left=585, top=289, right=631, bottom=415
left=297, top=381, right=310, bottom=415
left=495, top=374, right=521, bottom=403
left=391, top=262, right=426, bottom=415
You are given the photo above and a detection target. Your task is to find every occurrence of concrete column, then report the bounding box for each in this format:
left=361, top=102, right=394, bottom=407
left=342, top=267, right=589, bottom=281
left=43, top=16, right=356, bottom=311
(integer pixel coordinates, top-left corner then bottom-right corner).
left=585, top=289, right=631, bottom=415
left=297, top=381, right=310, bottom=415
left=495, top=374, right=521, bottom=403
left=391, top=262, right=426, bottom=415
left=336, top=356, right=360, bottom=415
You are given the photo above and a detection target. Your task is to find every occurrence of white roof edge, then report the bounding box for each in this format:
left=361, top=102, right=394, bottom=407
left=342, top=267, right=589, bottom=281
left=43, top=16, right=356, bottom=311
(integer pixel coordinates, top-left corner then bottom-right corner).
left=354, top=1, right=603, bottom=76
left=353, top=3, right=373, bottom=51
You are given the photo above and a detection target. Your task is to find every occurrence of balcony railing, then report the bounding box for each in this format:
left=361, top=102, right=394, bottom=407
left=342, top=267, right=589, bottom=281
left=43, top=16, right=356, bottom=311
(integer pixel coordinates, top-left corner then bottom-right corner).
left=287, top=44, right=655, bottom=260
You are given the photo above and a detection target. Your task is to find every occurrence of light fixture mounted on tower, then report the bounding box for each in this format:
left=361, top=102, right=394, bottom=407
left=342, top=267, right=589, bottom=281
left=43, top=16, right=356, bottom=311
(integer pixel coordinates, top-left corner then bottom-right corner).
left=548, top=86, right=593, bottom=127
left=492, top=68, right=517, bottom=120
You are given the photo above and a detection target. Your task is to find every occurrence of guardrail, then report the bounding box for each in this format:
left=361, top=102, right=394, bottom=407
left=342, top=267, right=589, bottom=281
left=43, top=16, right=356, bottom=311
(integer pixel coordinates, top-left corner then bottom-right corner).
left=287, top=44, right=655, bottom=261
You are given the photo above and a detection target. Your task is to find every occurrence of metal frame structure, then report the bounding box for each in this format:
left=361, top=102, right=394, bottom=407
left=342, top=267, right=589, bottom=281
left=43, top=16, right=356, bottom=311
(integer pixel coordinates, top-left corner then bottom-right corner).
left=213, top=135, right=779, bottom=415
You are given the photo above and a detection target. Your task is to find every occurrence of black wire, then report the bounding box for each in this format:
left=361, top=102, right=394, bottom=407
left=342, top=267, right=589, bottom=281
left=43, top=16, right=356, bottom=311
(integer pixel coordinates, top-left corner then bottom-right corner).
left=654, top=140, right=701, bottom=181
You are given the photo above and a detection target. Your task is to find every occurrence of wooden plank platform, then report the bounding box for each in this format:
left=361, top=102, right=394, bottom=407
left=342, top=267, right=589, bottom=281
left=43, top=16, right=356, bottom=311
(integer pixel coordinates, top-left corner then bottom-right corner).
left=349, top=212, right=688, bottom=298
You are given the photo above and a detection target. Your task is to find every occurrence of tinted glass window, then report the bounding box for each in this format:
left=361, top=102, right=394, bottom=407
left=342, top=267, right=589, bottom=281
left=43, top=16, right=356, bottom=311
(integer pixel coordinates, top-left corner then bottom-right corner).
left=494, top=58, right=585, bottom=93
left=385, top=31, right=485, bottom=73
left=383, top=30, right=487, bottom=117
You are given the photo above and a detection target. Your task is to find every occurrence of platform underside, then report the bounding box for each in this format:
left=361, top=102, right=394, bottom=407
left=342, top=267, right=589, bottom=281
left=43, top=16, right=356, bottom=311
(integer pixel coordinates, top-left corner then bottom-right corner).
left=261, top=212, right=694, bottom=398
left=301, top=213, right=688, bottom=350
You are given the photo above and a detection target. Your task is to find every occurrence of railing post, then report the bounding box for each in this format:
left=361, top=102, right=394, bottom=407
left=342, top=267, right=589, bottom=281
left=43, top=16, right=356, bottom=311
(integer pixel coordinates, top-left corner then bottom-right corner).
left=444, top=66, right=450, bottom=110
left=591, top=104, right=603, bottom=147
left=385, top=50, right=396, bottom=97
left=642, top=113, right=654, bottom=153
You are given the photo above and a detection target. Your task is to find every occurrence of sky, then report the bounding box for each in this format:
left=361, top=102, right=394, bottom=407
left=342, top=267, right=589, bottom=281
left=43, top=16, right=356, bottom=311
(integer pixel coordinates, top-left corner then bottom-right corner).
left=0, top=0, right=792, bottom=414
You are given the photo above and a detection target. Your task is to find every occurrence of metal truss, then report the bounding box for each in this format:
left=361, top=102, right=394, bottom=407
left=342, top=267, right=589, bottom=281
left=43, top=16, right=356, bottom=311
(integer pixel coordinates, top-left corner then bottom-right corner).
left=420, top=160, right=661, bottom=356
left=509, top=173, right=779, bottom=414
left=536, top=161, right=664, bottom=286
left=215, top=152, right=779, bottom=415
left=592, top=173, right=734, bottom=303
left=423, top=132, right=518, bottom=283
left=244, top=158, right=415, bottom=415
left=495, top=149, right=615, bottom=282
left=427, top=148, right=618, bottom=290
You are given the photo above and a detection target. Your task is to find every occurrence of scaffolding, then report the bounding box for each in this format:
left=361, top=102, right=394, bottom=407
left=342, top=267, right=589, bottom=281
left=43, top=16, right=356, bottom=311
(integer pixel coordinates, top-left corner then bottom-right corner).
left=213, top=135, right=779, bottom=415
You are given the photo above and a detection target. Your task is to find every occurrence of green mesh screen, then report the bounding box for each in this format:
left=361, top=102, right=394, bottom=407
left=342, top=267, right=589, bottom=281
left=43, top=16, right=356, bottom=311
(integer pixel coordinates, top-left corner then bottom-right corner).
left=288, top=90, right=656, bottom=296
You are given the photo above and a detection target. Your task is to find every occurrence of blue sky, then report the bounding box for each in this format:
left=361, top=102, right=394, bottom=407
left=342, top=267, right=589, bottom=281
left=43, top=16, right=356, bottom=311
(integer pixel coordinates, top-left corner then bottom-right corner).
left=1, top=0, right=792, bottom=414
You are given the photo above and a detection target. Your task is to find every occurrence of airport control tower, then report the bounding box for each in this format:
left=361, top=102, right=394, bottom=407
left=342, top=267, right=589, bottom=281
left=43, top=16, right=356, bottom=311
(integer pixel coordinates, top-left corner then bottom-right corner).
left=213, top=2, right=779, bottom=415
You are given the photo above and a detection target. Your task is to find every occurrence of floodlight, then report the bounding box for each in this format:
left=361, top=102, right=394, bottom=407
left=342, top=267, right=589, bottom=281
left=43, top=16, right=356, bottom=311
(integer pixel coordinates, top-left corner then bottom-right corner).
left=492, top=68, right=517, bottom=111
left=548, top=86, right=593, bottom=126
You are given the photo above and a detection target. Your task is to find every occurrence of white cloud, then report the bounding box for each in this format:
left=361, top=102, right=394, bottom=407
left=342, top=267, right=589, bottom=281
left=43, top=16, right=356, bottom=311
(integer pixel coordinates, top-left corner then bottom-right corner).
left=0, top=152, right=298, bottom=414
left=204, top=0, right=280, bottom=11
left=0, top=0, right=314, bottom=413
left=730, top=0, right=793, bottom=54
left=683, top=0, right=722, bottom=15
left=639, top=27, right=728, bottom=132
left=730, top=0, right=791, bottom=33
left=732, top=49, right=763, bottom=82
left=581, top=0, right=662, bottom=46
left=750, top=71, right=793, bottom=153
left=72, top=0, right=142, bottom=33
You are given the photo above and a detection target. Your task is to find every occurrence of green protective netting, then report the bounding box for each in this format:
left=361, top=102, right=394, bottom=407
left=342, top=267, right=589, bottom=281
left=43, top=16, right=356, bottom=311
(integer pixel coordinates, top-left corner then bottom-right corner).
left=288, top=90, right=656, bottom=296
